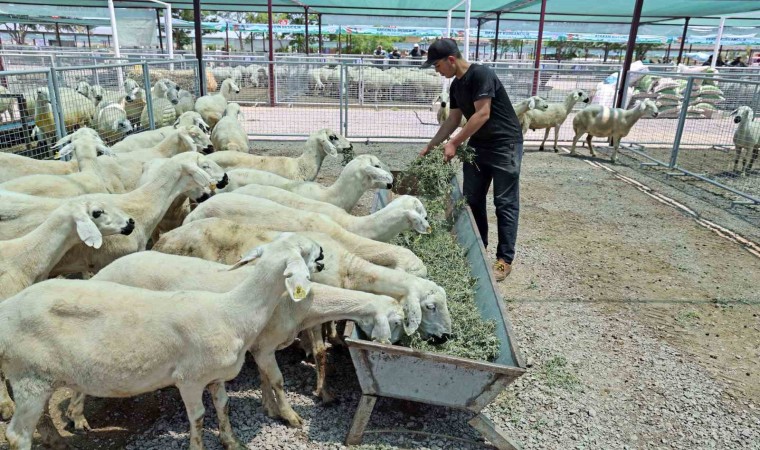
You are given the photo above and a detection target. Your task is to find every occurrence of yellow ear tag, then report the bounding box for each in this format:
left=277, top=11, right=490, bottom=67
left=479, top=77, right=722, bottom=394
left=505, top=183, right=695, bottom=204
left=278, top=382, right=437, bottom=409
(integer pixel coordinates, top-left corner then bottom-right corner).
left=293, top=285, right=307, bottom=300
left=54, top=152, right=60, bottom=159
left=209, top=183, right=217, bottom=192
left=426, top=226, right=432, bottom=233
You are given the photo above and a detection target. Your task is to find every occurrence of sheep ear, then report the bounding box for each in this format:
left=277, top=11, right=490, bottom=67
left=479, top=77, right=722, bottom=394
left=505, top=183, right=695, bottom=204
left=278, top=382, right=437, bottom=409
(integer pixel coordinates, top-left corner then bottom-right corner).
left=97, top=143, right=116, bottom=157
left=401, top=297, right=422, bottom=335
left=184, top=162, right=214, bottom=187
left=180, top=130, right=196, bottom=151
left=228, top=245, right=265, bottom=270
left=74, top=205, right=103, bottom=249
left=284, top=260, right=312, bottom=302
left=528, top=97, right=536, bottom=110
left=196, top=118, right=211, bottom=133
left=730, top=108, right=739, bottom=116
left=173, top=118, right=181, bottom=128
left=407, top=210, right=432, bottom=234
left=58, top=143, right=75, bottom=158
left=631, top=100, right=641, bottom=109
left=370, top=314, right=392, bottom=344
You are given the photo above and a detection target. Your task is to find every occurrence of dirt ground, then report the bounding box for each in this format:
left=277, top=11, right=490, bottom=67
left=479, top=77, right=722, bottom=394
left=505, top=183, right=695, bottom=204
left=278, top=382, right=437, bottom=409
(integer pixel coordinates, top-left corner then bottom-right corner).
left=1, top=140, right=758, bottom=449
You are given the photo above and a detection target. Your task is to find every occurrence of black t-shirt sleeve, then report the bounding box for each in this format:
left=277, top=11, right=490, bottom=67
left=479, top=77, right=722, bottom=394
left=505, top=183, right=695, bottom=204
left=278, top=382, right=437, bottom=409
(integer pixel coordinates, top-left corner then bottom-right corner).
left=449, top=84, right=459, bottom=110
left=471, top=67, right=497, bottom=102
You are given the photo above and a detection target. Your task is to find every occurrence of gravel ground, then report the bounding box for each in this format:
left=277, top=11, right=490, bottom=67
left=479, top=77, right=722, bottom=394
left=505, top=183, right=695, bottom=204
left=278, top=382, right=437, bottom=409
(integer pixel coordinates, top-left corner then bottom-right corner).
left=1, top=141, right=759, bottom=450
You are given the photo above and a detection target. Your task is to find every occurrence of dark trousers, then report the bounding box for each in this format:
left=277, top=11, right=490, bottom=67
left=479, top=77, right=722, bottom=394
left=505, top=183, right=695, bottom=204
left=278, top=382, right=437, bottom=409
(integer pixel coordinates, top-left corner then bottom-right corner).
left=462, top=142, right=522, bottom=264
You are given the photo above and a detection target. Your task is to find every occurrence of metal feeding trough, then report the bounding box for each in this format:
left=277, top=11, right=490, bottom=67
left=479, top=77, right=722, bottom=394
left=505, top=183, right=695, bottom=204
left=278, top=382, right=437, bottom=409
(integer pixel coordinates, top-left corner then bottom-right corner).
left=344, top=175, right=526, bottom=449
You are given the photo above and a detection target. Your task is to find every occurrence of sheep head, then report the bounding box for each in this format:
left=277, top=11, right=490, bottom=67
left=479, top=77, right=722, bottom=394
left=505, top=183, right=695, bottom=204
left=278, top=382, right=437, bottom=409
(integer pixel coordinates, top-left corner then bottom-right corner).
left=71, top=199, right=135, bottom=248
left=416, top=284, right=452, bottom=340
left=732, top=106, right=754, bottom=124
left=315, top=128, right=351, bottom=158
left=572, top=90, right=591, bottom=105
left=350, top=155, right=393, bottom=190
left=75, top=80, right=91, bottom=98
left=172, top=152, right=227, bottom=202
left=635, top=98, right=659, bottom=118
left=180, top=125, right=214, bottom=154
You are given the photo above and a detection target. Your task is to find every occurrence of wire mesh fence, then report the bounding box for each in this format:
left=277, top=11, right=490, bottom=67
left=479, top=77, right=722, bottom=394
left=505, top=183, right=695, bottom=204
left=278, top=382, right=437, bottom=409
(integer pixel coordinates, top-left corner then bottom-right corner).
left=0, top=69, right=52, bottom=158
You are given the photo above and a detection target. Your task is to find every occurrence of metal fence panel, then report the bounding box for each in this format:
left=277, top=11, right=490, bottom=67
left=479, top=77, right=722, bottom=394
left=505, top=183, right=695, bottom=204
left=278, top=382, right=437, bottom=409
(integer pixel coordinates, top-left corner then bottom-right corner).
left=0, top=69, right=54, bottom=158
left=141, top=60, right=202, bottom=131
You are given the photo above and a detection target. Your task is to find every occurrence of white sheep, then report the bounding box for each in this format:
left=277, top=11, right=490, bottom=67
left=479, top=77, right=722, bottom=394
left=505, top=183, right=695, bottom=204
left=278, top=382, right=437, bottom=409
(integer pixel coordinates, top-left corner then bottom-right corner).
left=123, top=79, right=146, bottom=128
left=0, top=130, right=122, bottom=197
left=0, top=85, right=14, bottom=121
left=0, top=233, right=322, bottom=450
left=141, top=96, right=177, bottom=129
left=209, top=128, right=349, bottom=181
left=194, top=78, right=240, bottom=129
left=731, top=106, right=760, bottom=176
left=115, top=124, right=214, bottom=160
left=79, top=253, right=402, bottom=428
left=174, top=89, right=195, bottom=116
left=210, top=102, right=249, bottom=152
left=93, top=101, right=133, bottom=145
left=570, top=98, right=659, bottom=163
left=219, top=154, right=393, bottom=212
left=513, top=95, right=550, bottom=122
left=433, top=91, right=467, bottom=127
left=33, top=87, right=94, bottom=150
left=112, top=111, right=210, bottom=151
left=220, top=185, right=430, bottom=242
left=522, top=90, right=590, bottom=151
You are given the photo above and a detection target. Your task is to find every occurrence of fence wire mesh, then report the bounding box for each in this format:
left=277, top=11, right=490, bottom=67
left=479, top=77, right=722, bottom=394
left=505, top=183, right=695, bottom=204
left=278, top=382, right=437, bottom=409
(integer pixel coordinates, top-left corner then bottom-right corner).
left=0, top=70, right=50, bottom=158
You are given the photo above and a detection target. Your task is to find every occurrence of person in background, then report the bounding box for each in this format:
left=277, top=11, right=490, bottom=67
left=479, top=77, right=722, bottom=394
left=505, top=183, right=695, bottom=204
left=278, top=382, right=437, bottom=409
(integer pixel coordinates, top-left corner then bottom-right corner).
left=419, top=39, right=524, bottom=281
left=730, top=56, right=747, bottom=67
left=374, top=45, right=386, bottom=57
left=411, top=43, right=422, bottom=58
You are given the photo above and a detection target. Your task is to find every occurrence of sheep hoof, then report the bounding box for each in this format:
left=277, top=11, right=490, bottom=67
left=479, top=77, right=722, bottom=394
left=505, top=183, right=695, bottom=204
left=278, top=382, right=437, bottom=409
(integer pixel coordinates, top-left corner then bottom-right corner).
left=221, top=437, right=247, bottom=450
left=72, top=417, right=91, bottom=432
left=538, top=145, right=544, bottom=152
left=0, top=399, right=15, bottom=420
left=317, top=389, right=336, bottom=405
left=553, top=147, right=559, bottom=153
left=282, top=410, right=304, bottom=428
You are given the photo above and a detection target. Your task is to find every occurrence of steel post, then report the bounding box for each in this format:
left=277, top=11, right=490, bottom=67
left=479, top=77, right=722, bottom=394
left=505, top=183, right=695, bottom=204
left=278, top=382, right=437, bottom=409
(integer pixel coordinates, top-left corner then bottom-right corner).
left=193, top=0, right=205, bottom=95
left=532, top=0, right=547, bottom=96
left=668, top=76, right=694, bottom=169
left=493, top=12, right=501, bottom=61
left=615, top=0, right=644, bottom=109
left=47, top=71, right=64, bottom=141
left=157, top=9, right=164, bottom=52
left=267, top=0, right=275, bottom=106
left=142, top=62, right=156, bottom=130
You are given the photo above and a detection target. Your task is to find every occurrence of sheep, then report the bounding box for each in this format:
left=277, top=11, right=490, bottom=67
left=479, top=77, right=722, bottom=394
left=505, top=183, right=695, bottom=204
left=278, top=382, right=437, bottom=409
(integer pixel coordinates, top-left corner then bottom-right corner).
left=174, top=88, right=195, bottom=116
left=570, top=98, right=659, bottom=163
left=115, top=124, right=214, bottom=160
left=178, top=195, right=426, bottom=276
left=141, top=96, right=177, bottom=129
left=209, top=128, right=350, bottom=181
left=112, top=111, right=210, bottom=151
left=0, top=153, right=226, bottom=276
left=210, top=102, right=249, bottom=152
left=154, top=219, right=449, bottom=343
left=522, top=90, right=590, bottom=151
left=194, top=78, right=240, bottom=129
left=74, top=253, right=402, bottom=428
left=731, top=106, right=760, bottom=176
left=124, top=79, right=146, bottom=128
left=208, top=185, right=430, bottom=242
left=93, top=101, right=133, bottom=145
left=433, top=91, right=467, bottom=127
left=219, top=154, right=393, bottom=212
left=0, top=233, right=322, bottom=450
left=0, top=130, right=123, bottom=197
left=513, top=95, right=550, bottom=122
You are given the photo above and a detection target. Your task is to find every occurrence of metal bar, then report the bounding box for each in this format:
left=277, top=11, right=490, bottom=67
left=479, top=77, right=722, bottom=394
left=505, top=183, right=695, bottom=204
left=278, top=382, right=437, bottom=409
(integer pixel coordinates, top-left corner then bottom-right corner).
left=493, top=12, right=500, bottom=61
left=304, top=7, right=309, bottom=55
left=49, top=68, right=65, bottom=141
left=615, top=0, right=644, bottom=109
left=142, top=62, right=156, bottom=130
left=532, top=0, right=547, bottom=96
left=225, top=22, right=230, bottom=52
left=193, top=0, right=205, bottom=96
left=668, top=76, right=693, bottom=169
left=469, top=413, right=520, bottom=450
left=339, top=62, right=345, bottom=135
left=345, top=394, right=377, bottom=446
left=463, top=0, right=471, bottom=60
left=674, top=167, right=759, bottom=205
left=86, top=26, right=92, bottom=49
left=55, top=23, right=61, bottom=46
left=318, top=14, right=323, bottom=54
left=475, top=19, right=481, bottom=60
left=267, top=0, right=275, bottom=107
left=712, top=17, right=725, bottom=68
left=156, top=9, right=164, bottom=52
left=250, top=32, right=254, bottom=52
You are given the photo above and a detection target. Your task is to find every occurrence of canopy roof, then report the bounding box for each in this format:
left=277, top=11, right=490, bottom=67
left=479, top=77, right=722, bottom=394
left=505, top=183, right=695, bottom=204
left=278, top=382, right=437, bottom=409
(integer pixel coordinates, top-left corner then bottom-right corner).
left=2, top=0, right=760, bottom=23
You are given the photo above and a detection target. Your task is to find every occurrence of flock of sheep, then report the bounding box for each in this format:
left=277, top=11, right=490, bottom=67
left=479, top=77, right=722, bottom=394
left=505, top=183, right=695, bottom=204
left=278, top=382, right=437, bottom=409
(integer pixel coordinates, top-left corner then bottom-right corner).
left=0, top=67, right=457, bottom=450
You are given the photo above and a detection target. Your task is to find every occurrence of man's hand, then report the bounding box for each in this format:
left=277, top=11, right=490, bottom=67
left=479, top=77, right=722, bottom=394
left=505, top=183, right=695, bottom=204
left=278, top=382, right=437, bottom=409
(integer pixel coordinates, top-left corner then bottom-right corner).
left=443, top=141, right=457, bottom=162
left=419, top=144, right=432, bottom=158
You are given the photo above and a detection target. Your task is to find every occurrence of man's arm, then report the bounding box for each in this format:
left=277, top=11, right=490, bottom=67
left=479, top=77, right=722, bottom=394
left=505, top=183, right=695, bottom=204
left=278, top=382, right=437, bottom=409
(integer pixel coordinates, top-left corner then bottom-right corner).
left=448, top=97, right=490, bottom=147
left=419, top=109, right=463, bottom=157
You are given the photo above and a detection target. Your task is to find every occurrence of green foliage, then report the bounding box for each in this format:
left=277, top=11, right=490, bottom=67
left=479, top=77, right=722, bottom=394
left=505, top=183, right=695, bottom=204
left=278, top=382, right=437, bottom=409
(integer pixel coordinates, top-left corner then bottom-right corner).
left=634, top=43, right=661, bottom=60
left=545, top=39, right=580, bottom=62
left=539, top=356, right=580, bottom=390
left=344, top=35, right=405, bottom=55
left=392, top=144, right=501, bottom=362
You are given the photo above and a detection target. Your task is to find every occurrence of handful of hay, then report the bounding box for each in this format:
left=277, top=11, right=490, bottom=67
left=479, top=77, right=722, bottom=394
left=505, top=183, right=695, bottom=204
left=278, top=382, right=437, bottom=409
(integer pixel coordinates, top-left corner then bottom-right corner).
left=393, top=144, right=501, bottom=362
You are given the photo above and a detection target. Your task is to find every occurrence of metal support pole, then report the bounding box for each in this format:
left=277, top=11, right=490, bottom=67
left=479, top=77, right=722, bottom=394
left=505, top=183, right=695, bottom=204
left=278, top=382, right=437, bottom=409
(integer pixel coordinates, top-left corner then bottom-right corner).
left=250, top=32, right=254, bottom=52
left=225, top=22, right=230, bottom=53
left=86, top=26, right=92, bottom=49
left=142, top=62, right=156, bottom=130
left=337, top=31, right=341, bottom=55
left=475, top=19, right=481, bottom=60
left=669, top=77, right=693, bottom=169
left=55, top=22, right=61, bottom=46
left=665, top=42, right=671, bottom=61
left=676, top=17, right=689, bottom=64
left=193, top=0, right=205, bottom=96
left=339, top=62, right=345, bottom=135
left=107, top=0, right=120, bottom=57
left=493, top=12, right=500, bottom=61
left=615, top=0, right=644, bottom=109
left=712, top=17, right=725, bottom=68
left=157, top=9, right=164, bottom=51
left=318, top=14, right=323, bottom=54
left=532, top=0, right=547, bottom=96
left=48, top=70, right=64, bottom=141
left=165, top=3, right=174, bottom=60
left=304, top=7, right=309, bottom=55
left=267, top=0, right=275, bottom=106
left=73, top=34, right=77, bottom=47
left=463, top=0, right=471, bottom=60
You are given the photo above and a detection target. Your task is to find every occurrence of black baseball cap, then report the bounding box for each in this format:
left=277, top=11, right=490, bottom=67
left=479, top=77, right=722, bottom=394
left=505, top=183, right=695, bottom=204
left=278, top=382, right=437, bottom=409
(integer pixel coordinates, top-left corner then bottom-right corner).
left=421, top=39, right=460, bottom=68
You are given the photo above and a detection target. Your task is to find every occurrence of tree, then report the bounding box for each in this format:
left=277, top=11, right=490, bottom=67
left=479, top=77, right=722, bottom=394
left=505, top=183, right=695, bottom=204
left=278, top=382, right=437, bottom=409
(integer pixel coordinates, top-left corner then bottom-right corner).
left=170, top=9, right=216, bottom=50
left=206, top=11, right=256, bottom=51
left=634, top=43, right=660, bottom=61
left=342, top=35, right=404, bottom=54
left=1, top=23, right=38, bottom=45
left=546, top=39, right=579, bottom=62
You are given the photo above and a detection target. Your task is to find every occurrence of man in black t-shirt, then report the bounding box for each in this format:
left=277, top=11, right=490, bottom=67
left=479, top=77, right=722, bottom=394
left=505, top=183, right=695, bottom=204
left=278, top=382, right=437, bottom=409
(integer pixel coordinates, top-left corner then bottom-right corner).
left=420, top=38, right=523, bottom=281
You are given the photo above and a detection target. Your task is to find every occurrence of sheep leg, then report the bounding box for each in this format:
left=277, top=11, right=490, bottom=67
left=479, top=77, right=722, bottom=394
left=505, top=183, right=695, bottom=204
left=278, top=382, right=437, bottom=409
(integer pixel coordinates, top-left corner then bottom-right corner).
left=208, top=382, right=245, bottom=450
left=309, top=325, right=335, bottom=405
left=569, top=131, right=582, bottom=155
left=4, top=378, right=58, bottom=450
left=65, top=391, right=90, bottom=431
left=539, top=127, right=550, bottom=151
left=256, top=365, right=280, bottom=418
left=0, top=372, right=14, bottom=420
left=254, top=350, right=304, bottom=428
left=587, top=135, right=596, bottom=157
left=747, top=147, right=759, bottom=174
left=177, top=383, right=207, bottom=450
left=553, top=125, right=560, bottom=152
left=733, top=146, right=743, bottom=173
left=610, top=136, right=620, bottom=163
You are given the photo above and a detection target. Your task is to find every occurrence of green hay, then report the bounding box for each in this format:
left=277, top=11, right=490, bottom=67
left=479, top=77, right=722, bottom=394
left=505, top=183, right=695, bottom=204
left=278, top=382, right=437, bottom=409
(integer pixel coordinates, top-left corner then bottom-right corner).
left=393, top=143, right=500, bottom=362
left=337, top=144, right=356, bottom=166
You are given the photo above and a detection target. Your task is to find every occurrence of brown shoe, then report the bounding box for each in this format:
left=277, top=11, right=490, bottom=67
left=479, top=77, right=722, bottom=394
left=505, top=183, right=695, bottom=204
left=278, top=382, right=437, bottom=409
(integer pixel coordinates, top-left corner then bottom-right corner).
left=493, top=259, right=512, bottom=281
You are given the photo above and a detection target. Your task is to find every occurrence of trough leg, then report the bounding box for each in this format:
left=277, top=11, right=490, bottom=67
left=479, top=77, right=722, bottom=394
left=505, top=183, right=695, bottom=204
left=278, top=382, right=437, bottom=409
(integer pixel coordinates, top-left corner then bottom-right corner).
left=469, top=413, right=521, bottom=450
left=345, top=394, right=377, bottom=446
